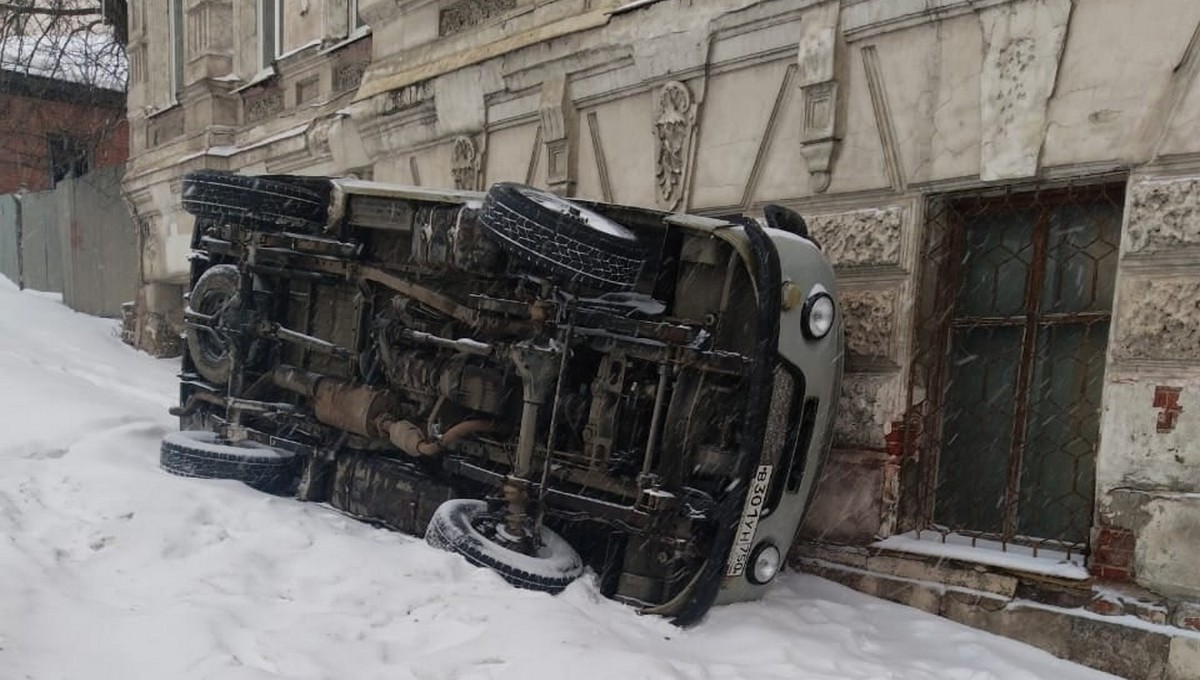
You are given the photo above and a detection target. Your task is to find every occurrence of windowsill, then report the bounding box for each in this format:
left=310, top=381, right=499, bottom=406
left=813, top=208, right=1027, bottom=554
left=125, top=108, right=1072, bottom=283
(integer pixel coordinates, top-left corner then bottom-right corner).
left=608, top=0, right=667, bottom=15
left=276, top=38, right=325, bottom=63
left=320, top=25, right=372, bottom=56
left=872, top=531, right=1090, bottom=580
left=145, top=102, right=181, bottom=119
left=231, top=67, right=278, bottom=94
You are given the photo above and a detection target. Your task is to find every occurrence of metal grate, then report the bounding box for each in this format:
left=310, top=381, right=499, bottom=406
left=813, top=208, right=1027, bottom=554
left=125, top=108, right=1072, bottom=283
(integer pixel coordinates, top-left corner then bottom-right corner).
left=903, top=183, right=1124, bottom=555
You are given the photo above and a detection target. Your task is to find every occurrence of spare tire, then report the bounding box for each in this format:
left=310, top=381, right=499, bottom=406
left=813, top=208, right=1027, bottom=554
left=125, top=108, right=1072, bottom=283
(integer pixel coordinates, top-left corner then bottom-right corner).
left=160, top=430, right=299, bottom=495
left=425, top=499, right=583, bottom=593
left=181, top=170, right=330, bottom=231
left=185, top=264, right=239, bottom=385
left=479, top=182, right=646, bottom=292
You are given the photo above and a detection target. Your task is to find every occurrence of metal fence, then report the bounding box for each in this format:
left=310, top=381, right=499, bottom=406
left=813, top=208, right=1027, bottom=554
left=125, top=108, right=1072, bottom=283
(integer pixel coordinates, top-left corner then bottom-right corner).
left=902, top=181, right=1125, bottom=556
left=0, top=165, right=136, bottom=317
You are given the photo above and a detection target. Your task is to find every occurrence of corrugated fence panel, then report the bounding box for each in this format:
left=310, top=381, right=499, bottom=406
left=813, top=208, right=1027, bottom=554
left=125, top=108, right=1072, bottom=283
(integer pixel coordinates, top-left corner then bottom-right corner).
left=20, top=191, right=61, bottom=293
left=59, top=167, right=138, bottom=317
left=0, top=195, right=18, bottom=285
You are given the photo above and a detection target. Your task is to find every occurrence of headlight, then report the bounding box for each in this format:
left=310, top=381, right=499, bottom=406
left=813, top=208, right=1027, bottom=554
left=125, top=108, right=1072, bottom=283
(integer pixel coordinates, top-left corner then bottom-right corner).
left=748, top=543, right=782, bottom=585
left=802, top=292, right=835, bottom=339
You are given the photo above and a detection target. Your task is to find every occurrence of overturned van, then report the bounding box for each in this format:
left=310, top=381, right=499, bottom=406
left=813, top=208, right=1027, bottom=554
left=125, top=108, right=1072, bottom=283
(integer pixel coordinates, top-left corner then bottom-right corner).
left=162, top=171, right=843, bottom=625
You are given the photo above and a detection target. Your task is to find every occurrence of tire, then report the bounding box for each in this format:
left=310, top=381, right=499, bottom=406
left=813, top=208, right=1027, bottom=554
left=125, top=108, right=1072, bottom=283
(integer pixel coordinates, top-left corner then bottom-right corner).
left=181, top=170, right=330, bottom=231
left=185, top=264, right=240, bottom=385
left=160, top=430, right=299, bottom=495
left=425, top=499, right=583, bottom=593
left=478, top=182, right=646, bottom=292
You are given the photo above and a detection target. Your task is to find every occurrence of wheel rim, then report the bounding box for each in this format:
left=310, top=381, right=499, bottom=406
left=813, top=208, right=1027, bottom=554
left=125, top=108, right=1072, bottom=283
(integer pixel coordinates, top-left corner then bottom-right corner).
left=193, top=289, right=235, bottom=365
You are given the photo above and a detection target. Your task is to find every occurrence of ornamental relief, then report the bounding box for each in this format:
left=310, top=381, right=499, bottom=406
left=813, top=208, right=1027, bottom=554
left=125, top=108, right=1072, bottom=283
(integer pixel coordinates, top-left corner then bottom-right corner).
left=653, top=80, right=696, bottom=211
left=451, top=135, right=482, bottom=191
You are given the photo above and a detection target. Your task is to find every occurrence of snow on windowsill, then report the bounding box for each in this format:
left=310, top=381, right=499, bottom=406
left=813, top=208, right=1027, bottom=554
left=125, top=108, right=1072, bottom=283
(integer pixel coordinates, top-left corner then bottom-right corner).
left=231, top=67, right=278, bottom=94
left=319, top=26, right=373, bottom=56
left=177, top=123, right=310, bottom=162
left=873, top=531, right=1090, bottom=580
left=609, top=0, right=666, bottom=15
left=145, top=102, right=181, bottom=120
left=276, top=39, right=325, bottom=63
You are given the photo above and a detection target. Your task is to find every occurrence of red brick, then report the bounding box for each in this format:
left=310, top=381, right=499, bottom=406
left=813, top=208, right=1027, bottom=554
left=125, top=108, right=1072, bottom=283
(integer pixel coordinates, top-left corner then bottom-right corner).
left=1094, top=545, right=1134, bottom=569
left=1096, top=527, right=1135, bottom=551
left=1086, top=597, right=1124, bottom=617
left=1090, top=565, right=1132, bottom=582
left=0, top=90, right=127, bottom=194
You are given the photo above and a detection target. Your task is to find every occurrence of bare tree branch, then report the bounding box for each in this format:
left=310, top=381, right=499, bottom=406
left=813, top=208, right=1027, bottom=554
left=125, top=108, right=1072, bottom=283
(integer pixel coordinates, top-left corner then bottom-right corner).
left=0, top=4, right=101, bottom=17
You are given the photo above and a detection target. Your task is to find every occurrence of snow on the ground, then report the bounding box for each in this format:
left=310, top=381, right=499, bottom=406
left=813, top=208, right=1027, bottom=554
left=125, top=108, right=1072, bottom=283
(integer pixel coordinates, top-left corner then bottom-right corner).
left=0, top=277, right=1119, bottom=680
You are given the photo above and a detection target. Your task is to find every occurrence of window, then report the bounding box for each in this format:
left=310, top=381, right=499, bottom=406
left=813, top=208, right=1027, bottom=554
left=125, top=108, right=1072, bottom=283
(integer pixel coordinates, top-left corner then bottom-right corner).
left=260, top=0, right=282, bottom=67
left=48, top=135, right=89, bottom=185
left=907, top=185, right=1124, bottom=552
left=7, top=0, right=33, bottom=35
left=170, top=0, right=184, bottom=99
left=350, top=0, right=366, bottom=31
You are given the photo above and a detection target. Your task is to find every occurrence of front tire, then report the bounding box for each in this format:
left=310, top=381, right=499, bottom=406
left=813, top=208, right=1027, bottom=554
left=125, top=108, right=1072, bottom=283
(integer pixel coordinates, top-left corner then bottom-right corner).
left=425, top=499, right=583, bottom=593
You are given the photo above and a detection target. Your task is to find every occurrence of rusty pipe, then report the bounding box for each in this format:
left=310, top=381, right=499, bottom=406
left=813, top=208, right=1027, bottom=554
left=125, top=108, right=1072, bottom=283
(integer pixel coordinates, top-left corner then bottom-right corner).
left=168, top=390, right=226, bottom=417
left=271, top=364, right=323, bottom=396
left=384, top=418, right=497, bottom=457
left=271, top=365, right=399, bottom=439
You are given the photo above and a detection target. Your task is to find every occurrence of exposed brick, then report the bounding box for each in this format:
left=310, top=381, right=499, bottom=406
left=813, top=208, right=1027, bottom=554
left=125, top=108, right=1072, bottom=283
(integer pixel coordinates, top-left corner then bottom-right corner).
left=1174, top=602, right=1200, bottom=632
left=1091, top=565, right=1133, bottom=582
left=1097, top=526, right=1136, bottom=551
left=1086, top=596, right=1125, bottom=617
left=1094, top=544, right=1134, bottom=569
left=0, top=89, right=127, bottom=194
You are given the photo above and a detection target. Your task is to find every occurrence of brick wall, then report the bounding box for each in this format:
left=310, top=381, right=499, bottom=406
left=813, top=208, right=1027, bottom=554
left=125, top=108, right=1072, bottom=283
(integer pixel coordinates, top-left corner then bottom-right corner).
left=0, top=88, right=127, bottom=194
left=1091, top=524, right=1137, bottom=583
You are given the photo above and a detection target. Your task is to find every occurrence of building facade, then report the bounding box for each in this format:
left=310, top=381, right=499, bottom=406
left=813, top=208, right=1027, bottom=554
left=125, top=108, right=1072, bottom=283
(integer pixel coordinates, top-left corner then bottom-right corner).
left=124, top=1, right=1200, bottom=676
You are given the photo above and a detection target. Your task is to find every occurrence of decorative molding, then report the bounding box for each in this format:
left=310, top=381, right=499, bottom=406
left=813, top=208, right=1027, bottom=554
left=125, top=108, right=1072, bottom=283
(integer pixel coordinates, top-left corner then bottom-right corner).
left=409, top=156, right=422, bottom=186
left=978, top=0, right=1073, bottom=181
left=129, top=45, right=148, bottom=84
left=797, top=2, right=842, bottom=193
left=652, top=80, right=697, bottom=211
left=842, top=0, right=1010, bottom=42
left=539, top=76, right=578, bottom=196
left=296, top=76, right=321, bottom=106
left=305, top=116, right=337, bottom=156
left=439, top=0, right=517, bottom=37
left=1126, top=176, right=1200, bottom=255
left=334, top=60, right=369, bottom=93
left=1113, top=277, right=1200, bottom=364
left=842, top=288, right=898, bottom=362
left=740, top=64, right=798, bottom=209
left=379, top=81, right=433, bottom=116
left=451, top=135, right=483, bottom=191
left=861, top=45, right=906, bottom=192
left=805, top=206, right=905, bottom=269
left=525, top=124, right=543, bottom=185
left=834, top=372, right=899, bottom=449
left=244, top=89, right=284, bottom=123
left=587, top=111, right=614, bottom=203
